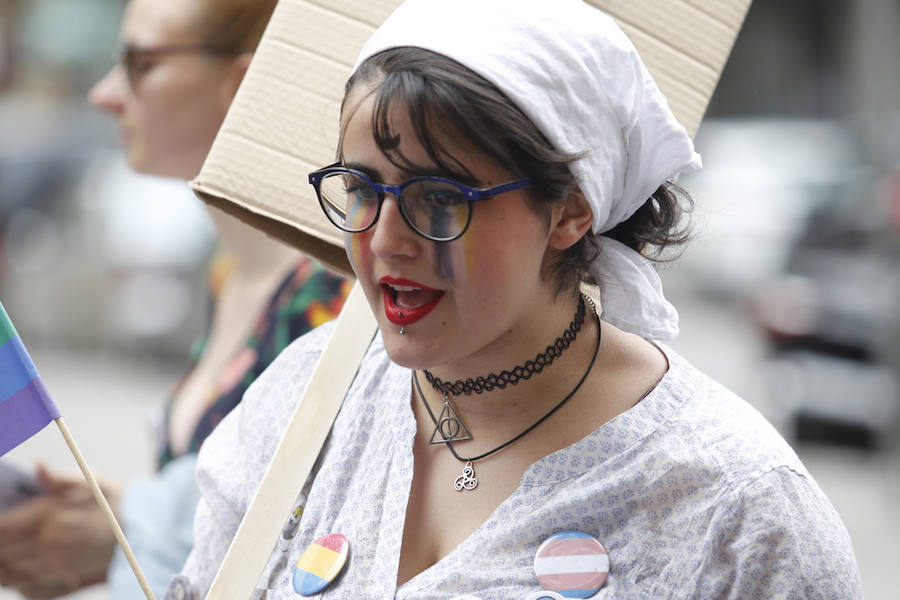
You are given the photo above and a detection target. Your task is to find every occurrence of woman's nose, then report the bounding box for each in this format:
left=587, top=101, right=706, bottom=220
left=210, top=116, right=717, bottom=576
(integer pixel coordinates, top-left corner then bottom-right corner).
left=369, top=195, right=420, bottom=260
left=87, top=67, right=127, bottom=115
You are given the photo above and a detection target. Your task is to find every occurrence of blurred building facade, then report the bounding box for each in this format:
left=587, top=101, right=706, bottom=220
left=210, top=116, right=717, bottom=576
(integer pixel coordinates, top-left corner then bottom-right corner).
left=709, top=0, right=900, bottom=168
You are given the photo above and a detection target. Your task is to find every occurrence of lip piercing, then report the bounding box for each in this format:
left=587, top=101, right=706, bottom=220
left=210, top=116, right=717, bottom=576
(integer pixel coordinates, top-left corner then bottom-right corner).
left=400, top=326, right=406, bottom=336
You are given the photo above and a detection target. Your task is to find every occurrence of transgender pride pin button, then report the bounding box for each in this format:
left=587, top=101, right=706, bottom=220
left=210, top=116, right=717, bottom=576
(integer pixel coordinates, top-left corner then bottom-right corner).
left=533, top=530, right=609, bottom=598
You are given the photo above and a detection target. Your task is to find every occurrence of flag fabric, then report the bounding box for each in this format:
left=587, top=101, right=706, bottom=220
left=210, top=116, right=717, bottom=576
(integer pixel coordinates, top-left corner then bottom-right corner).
left=0, top=301, right=60, bottom=456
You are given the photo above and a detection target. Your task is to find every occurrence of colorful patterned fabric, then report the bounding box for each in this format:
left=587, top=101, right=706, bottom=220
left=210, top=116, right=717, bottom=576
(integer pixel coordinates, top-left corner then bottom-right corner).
left=157, top=257, right=350, bottom=467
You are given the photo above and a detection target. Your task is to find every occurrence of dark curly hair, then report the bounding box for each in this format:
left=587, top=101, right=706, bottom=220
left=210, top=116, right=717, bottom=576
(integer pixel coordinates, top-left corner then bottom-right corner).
left=342, top=47, right=692, bottom=295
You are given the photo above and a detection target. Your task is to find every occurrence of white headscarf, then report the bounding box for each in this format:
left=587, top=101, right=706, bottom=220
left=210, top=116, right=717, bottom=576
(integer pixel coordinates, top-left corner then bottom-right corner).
left=353, top=0, right=701, bottom=340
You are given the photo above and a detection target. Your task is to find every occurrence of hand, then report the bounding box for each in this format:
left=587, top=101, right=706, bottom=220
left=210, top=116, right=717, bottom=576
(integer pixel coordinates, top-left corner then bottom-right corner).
left=0, top=464, right=122, bottom=599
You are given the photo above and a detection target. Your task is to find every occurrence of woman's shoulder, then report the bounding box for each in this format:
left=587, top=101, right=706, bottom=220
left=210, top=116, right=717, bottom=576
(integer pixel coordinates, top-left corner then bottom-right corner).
left=524, top=343, right=804, bottom=491
left=644, top=350, right=860, bottom=586
left=649, top=346, right=808, bottom=485
left=553, top=348, right=861, bottom=596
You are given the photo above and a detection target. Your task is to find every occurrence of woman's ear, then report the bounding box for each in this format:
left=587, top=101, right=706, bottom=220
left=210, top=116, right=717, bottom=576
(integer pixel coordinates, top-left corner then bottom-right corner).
left=548, top=188, right=593, bottom=250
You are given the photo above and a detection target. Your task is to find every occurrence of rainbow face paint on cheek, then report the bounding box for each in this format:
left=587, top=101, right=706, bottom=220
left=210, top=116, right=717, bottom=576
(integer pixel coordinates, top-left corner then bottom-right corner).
left=343, top=201, right=372, bottom=277
left=346, top=230, right=375, bottom=284
left=344, top=230, right=359, bottom=274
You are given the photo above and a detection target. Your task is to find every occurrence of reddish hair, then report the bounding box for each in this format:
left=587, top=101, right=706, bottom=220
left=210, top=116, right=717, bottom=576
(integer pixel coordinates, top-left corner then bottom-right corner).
left=189, top=0, right=278, bottom=52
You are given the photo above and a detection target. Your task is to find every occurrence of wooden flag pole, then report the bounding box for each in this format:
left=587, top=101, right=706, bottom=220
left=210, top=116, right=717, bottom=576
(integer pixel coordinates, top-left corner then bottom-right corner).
left=54, top=417, right=156, bottom=600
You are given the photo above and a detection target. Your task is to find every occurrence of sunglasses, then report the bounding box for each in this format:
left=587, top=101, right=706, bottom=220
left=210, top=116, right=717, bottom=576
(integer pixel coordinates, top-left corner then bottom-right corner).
left=114, top=43, right=239, bottom=90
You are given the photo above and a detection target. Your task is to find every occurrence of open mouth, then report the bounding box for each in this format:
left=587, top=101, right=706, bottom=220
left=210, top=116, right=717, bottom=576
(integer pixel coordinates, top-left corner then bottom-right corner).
left=380, top=277, right=444, bottom=326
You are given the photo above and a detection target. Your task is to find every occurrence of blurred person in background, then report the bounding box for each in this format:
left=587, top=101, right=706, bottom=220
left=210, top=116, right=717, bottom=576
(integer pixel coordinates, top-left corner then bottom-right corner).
left=0, top=0, right=349, bottom=598
left=0, top=12, right=12, bottom=91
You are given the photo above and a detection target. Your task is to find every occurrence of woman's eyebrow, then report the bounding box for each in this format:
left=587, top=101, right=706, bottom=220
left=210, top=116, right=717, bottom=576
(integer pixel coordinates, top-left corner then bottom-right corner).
left=406, top=166, right=466, bottom=180
left=342, top=162, right=382, bottom=180
left=342, top=160, right=477, bottom=185
left=401, top=160, right=481, bottom=185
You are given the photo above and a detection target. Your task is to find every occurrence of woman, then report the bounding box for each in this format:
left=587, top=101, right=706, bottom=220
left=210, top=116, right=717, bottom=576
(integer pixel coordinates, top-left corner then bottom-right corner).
left=0, top=0, right=348, bottom=598
left=171, top=0, right=862, bottom=597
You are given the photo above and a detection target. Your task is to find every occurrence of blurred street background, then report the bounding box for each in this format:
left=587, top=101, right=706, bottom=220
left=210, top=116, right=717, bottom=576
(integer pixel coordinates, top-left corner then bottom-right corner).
left=2, top=0, right=899, bottom=598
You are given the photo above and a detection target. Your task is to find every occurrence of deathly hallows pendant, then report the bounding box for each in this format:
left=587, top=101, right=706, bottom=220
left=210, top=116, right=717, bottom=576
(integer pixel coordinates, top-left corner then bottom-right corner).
left=428, top=396, right=473, bottom=445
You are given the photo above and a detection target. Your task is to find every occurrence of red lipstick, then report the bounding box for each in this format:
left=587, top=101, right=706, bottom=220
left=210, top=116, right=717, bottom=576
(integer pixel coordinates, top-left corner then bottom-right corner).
left=379, top=277, right=444, bottom=326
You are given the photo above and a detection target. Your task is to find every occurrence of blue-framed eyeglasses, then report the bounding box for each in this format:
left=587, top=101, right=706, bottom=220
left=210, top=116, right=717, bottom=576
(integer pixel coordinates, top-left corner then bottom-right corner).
left=308, top=162, right=535, bottom=242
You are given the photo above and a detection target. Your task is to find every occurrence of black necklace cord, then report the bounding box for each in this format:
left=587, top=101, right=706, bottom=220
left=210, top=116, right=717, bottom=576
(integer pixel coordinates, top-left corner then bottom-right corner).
left=424, top=294, right=587, bottom=396
left=412, top=297, right=601, bottom=464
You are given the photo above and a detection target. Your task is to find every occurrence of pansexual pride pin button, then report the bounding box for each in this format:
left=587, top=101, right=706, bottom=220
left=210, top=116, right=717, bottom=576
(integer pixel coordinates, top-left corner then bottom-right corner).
left=292, top=533, right=349, bottom=595
left=533, top=530, right=609, bottom=598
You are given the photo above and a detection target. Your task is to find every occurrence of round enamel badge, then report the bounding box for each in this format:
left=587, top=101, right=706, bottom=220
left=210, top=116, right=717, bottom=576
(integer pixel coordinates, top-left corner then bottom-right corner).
left=533, top=530, right=609, bottom=598
left=292, top=533, right=349, bottom=595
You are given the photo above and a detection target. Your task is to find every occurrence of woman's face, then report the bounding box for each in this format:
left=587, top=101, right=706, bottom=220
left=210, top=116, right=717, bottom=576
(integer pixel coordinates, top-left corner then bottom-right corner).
left=340, top=86, right=568, bottom=373
left=88, top=0, right=242, bottom=179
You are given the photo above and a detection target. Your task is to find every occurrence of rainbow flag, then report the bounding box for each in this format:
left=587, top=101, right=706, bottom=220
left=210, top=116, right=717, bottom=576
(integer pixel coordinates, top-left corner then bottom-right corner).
left=0, top=301, right=60, bottom=456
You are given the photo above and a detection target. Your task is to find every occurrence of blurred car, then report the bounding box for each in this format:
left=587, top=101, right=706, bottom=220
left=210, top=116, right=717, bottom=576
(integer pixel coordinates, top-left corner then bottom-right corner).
left=750, top=170, right=900, bottom=448
left=1, top=100, right=216, bottom=357
left=676, top=118, right=862, bottom=299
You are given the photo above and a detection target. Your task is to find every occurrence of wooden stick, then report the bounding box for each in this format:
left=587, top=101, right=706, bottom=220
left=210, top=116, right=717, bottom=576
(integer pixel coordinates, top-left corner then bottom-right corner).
left=205, top=281, right=377, bottom=599
left=54, top=416, right=156, bottom=600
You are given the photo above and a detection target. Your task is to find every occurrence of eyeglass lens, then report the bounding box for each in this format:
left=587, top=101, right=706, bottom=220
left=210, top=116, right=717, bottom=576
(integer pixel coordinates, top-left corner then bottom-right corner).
left=318, top=171, right=470, bottom=240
